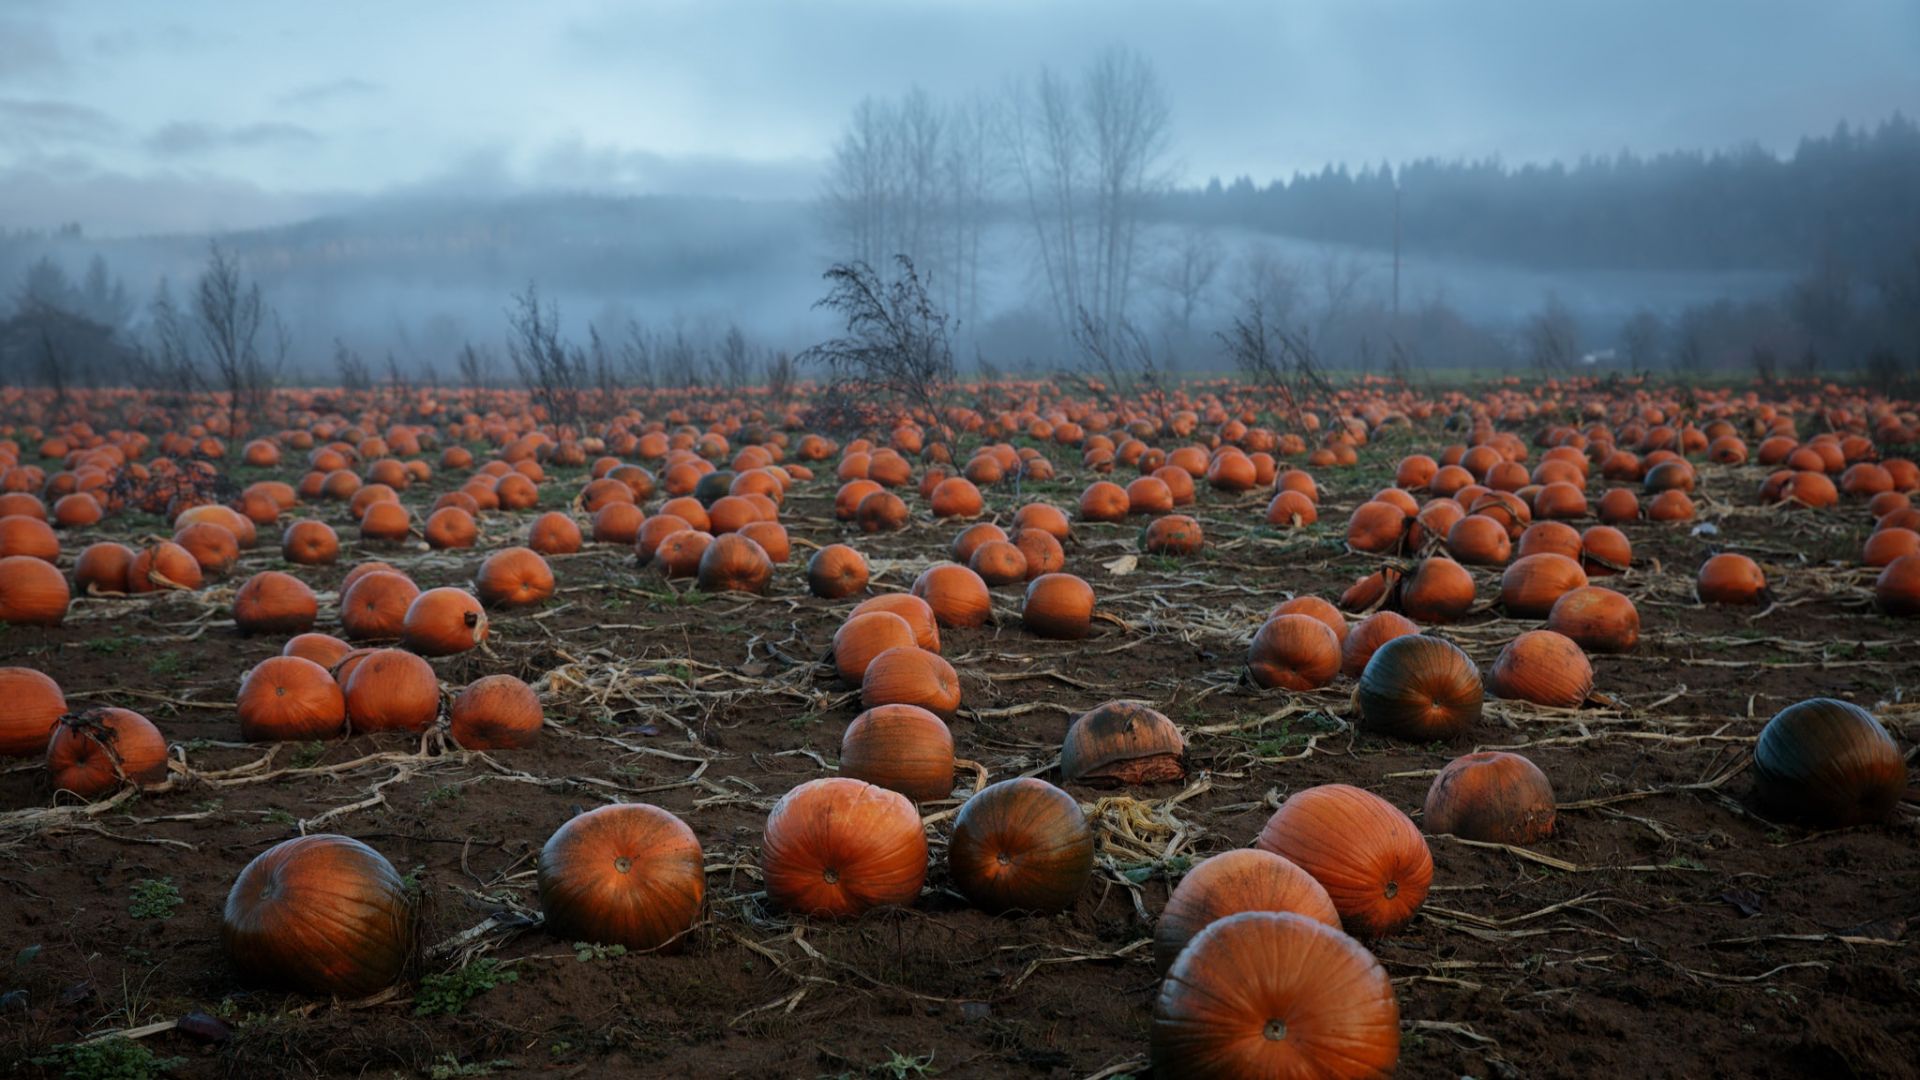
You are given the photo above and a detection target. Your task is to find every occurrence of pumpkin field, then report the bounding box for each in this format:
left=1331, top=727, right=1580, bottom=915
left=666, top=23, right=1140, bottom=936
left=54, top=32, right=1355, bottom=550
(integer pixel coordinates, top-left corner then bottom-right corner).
left=0, top=377, right=1916, bottom=1080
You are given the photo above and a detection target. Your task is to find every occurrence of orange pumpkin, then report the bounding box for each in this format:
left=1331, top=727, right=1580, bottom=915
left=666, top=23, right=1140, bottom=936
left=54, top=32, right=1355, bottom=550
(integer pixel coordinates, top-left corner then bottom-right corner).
left=73, top=542, right=136, bottom=594
left=1153, top=849, right=1340, bottom=973
left=1256, top=784, right=1431, bottom=937
left=1447, top=513, right=1511, bottom=565
left=538, top=803, right=704, bottom=949
left=475, top=546, right=555, bottom=607
left=448, top=674, right=542, bottom=750
left=128, top=541, right=203, bottom=592
left=339, top=570, right=420, bottom=640
left=1247, top=614, right=1341, bottom=691
left=911, top=563, right=992, bottom=627
left=832, top=611, right=919, bottom=684
left=1013, top=528, right=1066, bottom=579
left=1546, top=586, right=1640, bottom=652
left=222, top=834, right=416, bottom=997
left=401, top=587, right=489, bottom=657
left=968, top=540, right=1028, bottom=586
left=233, top=571, right=318, bottom=635
left=1152, top=911, right=1399, bottom=1079
left=1013, top=502, right=1071, bottom=540
left=1060, top=701, right=1186, bottom=786
left=1339, top=611, right=1419, bottom=678
left=851, top=594, right=941, bottom=652
left=861, top=646, right=961, bottom=718
left=1345, top=501, right=1407, bottom=554
left=1271, top=596, right=1346, bottom=645
left=760, top=777, right=928, bottom=918
left=1500, top=553, right=1588, bottom=617
left=342, top=648, right=440, bottom=734
left=1879, top=554, right=1920, bottom=616
left=1423, top=750, right=1556, bottom=844
left=839, top=704, right=954, bottom=802
left=1022, top=573, right=1095, bottom=639
left=284, top=632, right=352, bottom=669
left=1078, top=480, right=1130, bottom=522
left=528, top=511, right=584, bottom=555
left=1397, top=557, right=1476, bottom=624
left=47, top=706, right=169, bottom=797
left=1697, top=553, right=1767, bottom=605
left=1489, top=629, right=1592, bottom=708
left=0, top=666, right=66, bottom=756
left=949, top=777, right=1094, bottom=913
left=0, top=554, right=70, bottom=625
left=807, top=543, right=869, bottom=598
left=281, top=520, right=341, bottom=565
left=238, top=656, right=348, bottom=742
left=696, top=533, right=773, bottom=593
left=1356, top=634, right=1482, bottom=741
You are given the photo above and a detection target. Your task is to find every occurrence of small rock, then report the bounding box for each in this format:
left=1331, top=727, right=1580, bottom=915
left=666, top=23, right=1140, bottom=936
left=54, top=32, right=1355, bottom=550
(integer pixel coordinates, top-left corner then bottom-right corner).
left=177, top=1011, right=233, bottom=1043
left=960, top=1001, right=992, bottom=1022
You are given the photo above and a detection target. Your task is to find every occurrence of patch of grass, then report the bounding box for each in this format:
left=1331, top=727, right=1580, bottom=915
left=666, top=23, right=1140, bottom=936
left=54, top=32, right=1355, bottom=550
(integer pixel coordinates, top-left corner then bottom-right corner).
left=84, top=636, right=130, bottom=655
left=146, top=652, right=185, bottom=677
left=414, top=958, right=518, bottom=1017
left=428, top=1055, right=515, bottom=1079
left=420, top=783, right=464, bottom=808
left=30, top=1038, right=184, bottom=1080
left=572, top=941, right=627, bottom=963
left=262, top=808, right=297, bottom=827
left=288, top=741, right=326, bottom=768
left=870, top=1049, right=938, bottom=1079
left=127, top=878, right=182, bottom=920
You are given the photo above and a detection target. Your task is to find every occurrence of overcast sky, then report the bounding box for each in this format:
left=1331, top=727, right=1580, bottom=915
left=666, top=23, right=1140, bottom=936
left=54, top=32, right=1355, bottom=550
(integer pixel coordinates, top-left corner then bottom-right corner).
left=2, top=0, right=1916, bottom=235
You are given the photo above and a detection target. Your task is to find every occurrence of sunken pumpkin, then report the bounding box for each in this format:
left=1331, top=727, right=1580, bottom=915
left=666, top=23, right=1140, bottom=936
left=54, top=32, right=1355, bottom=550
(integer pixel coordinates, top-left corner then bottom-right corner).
left=1060, top=701, right=1186, bottom=786
left=1423, top=751, right=1556, bottom=844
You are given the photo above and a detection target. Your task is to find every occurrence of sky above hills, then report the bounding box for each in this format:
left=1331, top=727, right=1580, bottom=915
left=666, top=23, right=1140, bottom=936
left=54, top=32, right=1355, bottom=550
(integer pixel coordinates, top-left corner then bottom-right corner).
left=3, top=0, right=1917, bottom=235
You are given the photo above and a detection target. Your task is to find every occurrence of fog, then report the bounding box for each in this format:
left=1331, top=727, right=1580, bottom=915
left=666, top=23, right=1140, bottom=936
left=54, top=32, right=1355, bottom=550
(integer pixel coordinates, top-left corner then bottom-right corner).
left=2, top=1, right=1917, bottom=384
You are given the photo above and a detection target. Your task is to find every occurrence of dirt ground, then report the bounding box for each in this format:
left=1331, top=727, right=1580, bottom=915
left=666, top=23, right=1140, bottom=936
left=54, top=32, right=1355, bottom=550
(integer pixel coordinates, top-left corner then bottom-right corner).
left=2, top=426, right=1917, bottom=1080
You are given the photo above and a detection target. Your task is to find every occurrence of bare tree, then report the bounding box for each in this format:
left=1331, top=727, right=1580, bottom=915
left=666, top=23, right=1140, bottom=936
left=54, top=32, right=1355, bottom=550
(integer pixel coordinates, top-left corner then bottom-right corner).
left=1217, top=293, right=1331, bottom=432
left=1152, top=227, right=1223, bottom=341
left=799, top=256, right=955, bottom=440
left=334, top=339, right=372, bottom=390
left=718, top=323, right=752, bottom=387
left=506, top=283, right=585, bottom=423
left=1620, top=309, right=1663, bottom=375
left=456, top=340, right=494, bottom=386
left=618, top=320, right=655, bottom=388
left=192, top=242, right=284, bottom=439
left=1523, top=294, right=1579, bottom=376
left=1068, top=305, right=1160, bottom=405
left=764, top=350, right=795, bottom=403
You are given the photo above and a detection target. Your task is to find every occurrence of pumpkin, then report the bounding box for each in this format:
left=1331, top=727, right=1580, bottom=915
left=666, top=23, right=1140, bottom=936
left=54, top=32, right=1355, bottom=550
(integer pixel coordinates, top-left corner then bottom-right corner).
left=1489, top=629, right=1592, bottom=708
left=850, top=594, right=941, bottom=652
left=475, top=547, right=555, bottom=607
left=1875, top=554, right=1920, bottom=616
left=1752, top=698, right=1905, bottom=826
left=738, top=520, right=789, bottom=563
left=1022, top=573, right=1094, bottom=639
left=634, top=513, right=692, bottom=564
left=0, top=666, right=66, bottom=756
left=968, top=540, right=1028, bottom=586
left=1356, top=634, right=1482, bottom=741
left=1500, top=553, right=1587, bottom=617
left=73, top=541, right=136, bottom=594
left=342, top=648, right=440, bottom=734
left=761, top=777, right=928, bottom=918
left=423, top=506, right=478, bottom=550
left=1271, top=596, right=1346, bottom=646
left=127, top=541, right=203, bottom=592
left=538, top=803, right=703, bottom=950
left=832, top=611, right=919, bottom=684
left=1580, top=525, right=1632, bottom=576
left=233, top=571, right=319, bottom=635
left=171, top=523, right=238, bottom=574
left=1398, top=557, right=1476, bottom=623
left=1339, top=611, right=1419, bottom=678
left=929, top=477, right=985, bottom=518
left=1516, top=521, right=1583, bottom=562
left=1596, top=488, right=1640, bottom=524
left=1423, top=750, right=1556, bottom=844
left=1344, top=501, right=1407, bottom=554
left=839, top=704, right=954, bottom=802
left=911, top=563, right=992, bottom=627
left=1078, top=480, right=1130, bottom=522
left=237, top=656, right=348, bottom=742
left=339, top=570, right=420, bottom=640
left=949, top=777, right=1094, bottom=914
left=222, top=834, right=416, bottom=997
left=0, top=514, right=58, bottom=560
left=1697, top=553, right=1767, bottom=605
left=808, top=543, right=870, bottom=598
left=1060, top=700, right=1186, bottom=786
left=0, top=554, right=70, bottom=625
left=1013, top=528, right=1067, bottom=579
left=1247, top=614, right=1341, bottom=691
left=358, top=501, right=412, bottom=543
left=284, top=632, right=352, bottom=669
left=696, top=533, right=773, bottom=593
left=1152, top=911, right=1399, bottom=1080
left=861, top=646, right=961, bottom=718
left=527, top=510, right=584, bottom=555
left=654, top=529, right=713, bottom=577
left=855, top=490, right=910, bottom=532
left=1446, top=514, right=1511, bottom=565
left=1257, top=784, right=1431, bottom=937
left=1144, top=514, right=1205, bottom=555
left=448, top=674, right=542, bottom=750
left=1265, top=489, right=1318, bottom=527
left=47, top=706, right=169, bottom=797
left=1546, top=586, right=1640, bottom=652
left=1013, top=502, right=1071, bottom=540
left=1153, top=849, right=1340, bottom=973
left=401, top=587, right=489, bottom=656
left=704, top=494, right=759, bottom=535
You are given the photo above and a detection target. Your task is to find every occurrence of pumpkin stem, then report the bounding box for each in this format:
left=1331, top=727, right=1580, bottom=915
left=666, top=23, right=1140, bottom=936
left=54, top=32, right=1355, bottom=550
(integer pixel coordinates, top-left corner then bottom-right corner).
left=613, top=856, right=632, bottom=874
left=1263, top=1019, right=1287, bottom=1042
left=822, top=868, right=839, bottom=884
left=1384, top=880, right=1399, bottom=899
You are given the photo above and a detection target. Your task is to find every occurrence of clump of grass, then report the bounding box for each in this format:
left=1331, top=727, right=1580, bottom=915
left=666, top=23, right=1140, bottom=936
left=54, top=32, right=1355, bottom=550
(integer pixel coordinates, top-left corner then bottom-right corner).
left=128, top=879, right=182, bottom=921
left=415, top=958, right=518, bottom=1016
left=31, top=1037, right=184, bottom=1080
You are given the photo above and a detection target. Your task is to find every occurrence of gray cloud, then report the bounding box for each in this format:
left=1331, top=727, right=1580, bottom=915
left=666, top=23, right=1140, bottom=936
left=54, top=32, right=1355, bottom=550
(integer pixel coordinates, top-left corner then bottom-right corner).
left=0, top=160, right=357, bottom=236
left=0, top=98, right=119, bottom=148
left=146, top=121, right=323, bottom=157
left=275, top=77, right=383, bottom=109
left=530, top=139, right=822, bottom=201
left=0, top=17, right=65, bottom=81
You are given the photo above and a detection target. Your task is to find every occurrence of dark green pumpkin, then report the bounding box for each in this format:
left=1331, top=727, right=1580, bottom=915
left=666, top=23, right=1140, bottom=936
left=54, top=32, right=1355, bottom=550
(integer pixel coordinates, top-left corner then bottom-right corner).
left=1753, top=699, right=1905, bottom=826
left=694, top=470, right=737, bottom=507
left=1356, top=634, right=1483, bottom=741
